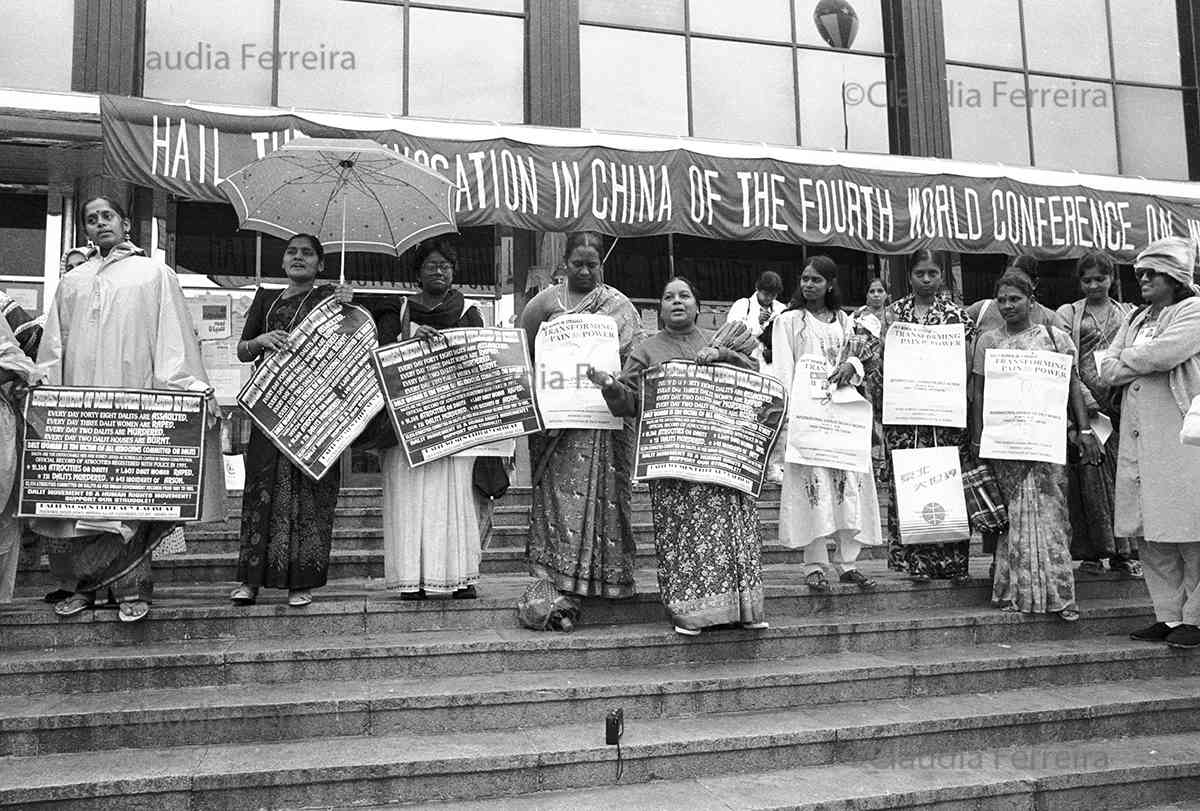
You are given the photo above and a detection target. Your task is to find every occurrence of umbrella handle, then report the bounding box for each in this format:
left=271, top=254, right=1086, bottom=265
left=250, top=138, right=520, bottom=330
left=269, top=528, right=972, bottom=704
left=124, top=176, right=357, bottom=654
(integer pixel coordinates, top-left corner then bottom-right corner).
left=339, top=194, right=347, bottom=285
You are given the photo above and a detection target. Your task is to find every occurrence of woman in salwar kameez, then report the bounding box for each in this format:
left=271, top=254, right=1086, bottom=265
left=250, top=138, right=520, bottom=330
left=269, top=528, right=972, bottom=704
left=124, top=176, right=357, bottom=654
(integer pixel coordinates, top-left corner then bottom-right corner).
left=520, top=232, right=646, bottom=605
left=232, top=235, right=353, bottom=608
left=971, top=271, right=1103, bottom=621
left=1055, top=251, right=1140, bottom=576
left=773, top=256, right=883, bottom=592
left=593, top=277, right=766, bottom=635
left=880, top=250, right=976, bottom=581
left=377, top=240, right=484, bottom=600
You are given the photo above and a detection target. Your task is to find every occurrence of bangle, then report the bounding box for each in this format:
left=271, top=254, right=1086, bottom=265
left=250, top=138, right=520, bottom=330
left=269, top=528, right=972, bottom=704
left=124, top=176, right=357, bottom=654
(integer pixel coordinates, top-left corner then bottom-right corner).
left=1079, top=428, right=1095, bottom=435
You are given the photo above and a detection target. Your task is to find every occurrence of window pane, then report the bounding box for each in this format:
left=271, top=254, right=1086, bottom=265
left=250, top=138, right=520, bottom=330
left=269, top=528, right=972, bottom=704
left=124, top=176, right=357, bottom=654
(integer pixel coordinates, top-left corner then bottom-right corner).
left=144, top=0, right=274, bottom=105
left=579, top=0, right=684, bottom=29
left=0, top=0, right=73, bottom=91
left=691, top=40, right=795, bottom=143
left=942, top=0, right=1022, bottom=68
left=1117, top=85, right=1189, bottom=180
left=1028, top=76, right=1117, bottom=173
left=947, top=66, right=1031, bottom=164
left=794, top=0, right=886, bottom=53
left=689, top=0, right=790, bottom=41
left=418, top=0, right=524, bottom=12
left=1110, top=0, right=1182, bottom=84
left=1023, top=0, right=1110, bottom=78
left=795, top=51, right=889, bottom=152
left=407, top=9, right=524, bottom=122
left=580, top=27, right=688, bottom=135
left=277, top=0, right=403, bottom=114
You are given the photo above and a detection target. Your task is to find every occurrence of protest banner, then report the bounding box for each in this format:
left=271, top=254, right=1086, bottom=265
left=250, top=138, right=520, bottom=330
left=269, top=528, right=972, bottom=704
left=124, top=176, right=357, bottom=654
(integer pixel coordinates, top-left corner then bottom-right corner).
left=890, top=446, right=971, bottom=545
left=238, top=298, right=383, bottom=480
left=534, top=314, right=622, bottom=430
left=882, top=322, right=967, bottom=427
left=373, top=328, right=541, bottom=466
left=18, top=387, right=207, bottom=521
left=980, top=349, right=1073, bottom=464
left=785, top=355, right=874, bottom=474
left=634, top=361, right=786, bottom=498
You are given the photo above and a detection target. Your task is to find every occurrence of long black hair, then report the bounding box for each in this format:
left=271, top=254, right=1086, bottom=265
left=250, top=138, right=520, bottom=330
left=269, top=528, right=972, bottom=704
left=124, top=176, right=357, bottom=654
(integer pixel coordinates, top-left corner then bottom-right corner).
left=785, top=255, right=842, bottom=312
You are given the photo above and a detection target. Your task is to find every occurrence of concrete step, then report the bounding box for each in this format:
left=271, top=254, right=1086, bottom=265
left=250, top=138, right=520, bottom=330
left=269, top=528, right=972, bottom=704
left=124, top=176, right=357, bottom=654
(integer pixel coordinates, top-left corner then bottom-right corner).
left=431, top=731, right=1200, bottom=811
left=0, top=597, right=1154, bottom=696
left=2, top=679, right=1197, bottom=808
left=2, top=637, right=1195, bottom=757
left=1, top=562, right=1148, bottom=649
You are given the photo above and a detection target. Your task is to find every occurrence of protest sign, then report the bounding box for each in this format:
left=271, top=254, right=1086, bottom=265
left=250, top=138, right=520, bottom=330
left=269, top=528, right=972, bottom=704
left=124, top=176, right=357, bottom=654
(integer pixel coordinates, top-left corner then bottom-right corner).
left=785, top=355, right=874, bottom=474
left=882, top=322, right=967, bottom=427
left=18, top=387, right=207, bottom=521
left=238, top=299, right=383, bottom=480
left=980, top=349, right=1072, bottom=464
left=534, top=314, right=622, bottom=430
left=634, top=361, right=786, bottom=498
left=890, top=446, right=971, bottom=545
left=374, top=328, right=541, bottom=466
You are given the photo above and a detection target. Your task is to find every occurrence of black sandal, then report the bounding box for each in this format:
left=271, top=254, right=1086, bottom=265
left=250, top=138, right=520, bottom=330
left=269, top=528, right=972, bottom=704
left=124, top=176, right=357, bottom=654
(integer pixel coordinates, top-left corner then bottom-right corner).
left=839, top=569, right=877, bottom=590
left=805, top=571, right=831, bottom=592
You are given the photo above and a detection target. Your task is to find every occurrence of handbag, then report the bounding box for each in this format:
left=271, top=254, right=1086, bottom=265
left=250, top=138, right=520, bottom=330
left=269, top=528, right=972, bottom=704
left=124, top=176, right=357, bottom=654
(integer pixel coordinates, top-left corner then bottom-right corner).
left=962, top=460, right=1008, bottom=534
left=472, top=455, right=510, bottom=499
left=1182, top=394, right=1200, bottom=447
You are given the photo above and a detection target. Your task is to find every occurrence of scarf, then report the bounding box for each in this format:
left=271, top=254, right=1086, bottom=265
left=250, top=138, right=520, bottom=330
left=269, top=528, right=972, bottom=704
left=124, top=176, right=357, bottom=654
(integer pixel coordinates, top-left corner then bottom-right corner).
left=407, top=288, right=470, bottom=329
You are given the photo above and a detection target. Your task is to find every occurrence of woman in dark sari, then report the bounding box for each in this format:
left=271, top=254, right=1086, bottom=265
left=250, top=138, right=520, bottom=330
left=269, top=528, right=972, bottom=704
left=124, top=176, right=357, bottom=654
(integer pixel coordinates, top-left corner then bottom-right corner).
left=1055, top=251, right=1140, bottom=576
left=232, top=234, right=352, bottom=607
left=520, top=232, right=646, bottom=606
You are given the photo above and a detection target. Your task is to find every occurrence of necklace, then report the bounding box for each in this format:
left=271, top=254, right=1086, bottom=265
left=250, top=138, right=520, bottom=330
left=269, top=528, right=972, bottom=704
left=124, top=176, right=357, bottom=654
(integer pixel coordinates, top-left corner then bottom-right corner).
left=1084, top=299, right=1116, bottom=337
left=265, top=286, right=316, bottom=333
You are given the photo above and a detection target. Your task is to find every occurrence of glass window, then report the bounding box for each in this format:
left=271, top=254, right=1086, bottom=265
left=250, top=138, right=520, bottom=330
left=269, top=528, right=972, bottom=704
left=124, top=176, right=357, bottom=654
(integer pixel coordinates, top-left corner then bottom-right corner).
left=277, top=0, right=404, bottom=114
left=1028, top=76, right=1117, bottom=173
left=407, top=8, right=524, bottom=122
left=579, top=0, right=684, bottom=29
left=1109, top=0, right=1182, bottom=84
left=795, top=50, right=889, bottom=152
left=1023, top=0, right=1111, bottom=78
left=0, top=0, right=74, bottom=91
left=144, top=0, right=275, bottom=105
left=580, top=27, right=688, bottom=134
left=794, top=0, right=887, bottom=53
left=942, top=0, right=1023, bottom=68
left=946, top=66, right=1031, bottom=165
left=419, top=0, right=525, bottom=11
left=691, top=40, right=795, bottom=143
left=1117, top=86, right=1189, bottom=179
left=689, top=0, right=791, bottom=41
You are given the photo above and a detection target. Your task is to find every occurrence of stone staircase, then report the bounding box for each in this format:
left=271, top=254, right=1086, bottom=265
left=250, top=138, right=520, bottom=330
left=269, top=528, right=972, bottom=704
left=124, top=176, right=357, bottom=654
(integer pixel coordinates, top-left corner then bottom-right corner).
left=2, top=484, right=1198, bottom=809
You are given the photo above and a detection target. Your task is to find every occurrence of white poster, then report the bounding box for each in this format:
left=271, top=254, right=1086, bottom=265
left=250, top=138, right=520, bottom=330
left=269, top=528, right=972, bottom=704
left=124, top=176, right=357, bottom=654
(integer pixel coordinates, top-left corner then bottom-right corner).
left=534, top=314, right=622, bottom=430
left=891, top=447, right=970, bottom=545
left=883, top=322, right=967, bottom=427
left=187, top=294, right=233, bottom=340
left=980, top=349, right=1072, bottom=464
left=785, top=355, right=873, bottom=474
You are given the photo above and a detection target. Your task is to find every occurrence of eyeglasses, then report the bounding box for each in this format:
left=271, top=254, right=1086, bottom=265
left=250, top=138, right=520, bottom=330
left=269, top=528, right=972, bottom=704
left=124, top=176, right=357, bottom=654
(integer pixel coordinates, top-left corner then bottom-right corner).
left=421, top=262, right=454, bottom=273
left=1135, top=268, right=1159, bottom=280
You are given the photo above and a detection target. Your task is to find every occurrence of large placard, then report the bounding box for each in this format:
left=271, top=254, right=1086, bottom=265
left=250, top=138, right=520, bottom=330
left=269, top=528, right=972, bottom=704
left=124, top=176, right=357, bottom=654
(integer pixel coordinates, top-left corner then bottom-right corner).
left=534, top=314, right=622, bottom=430
left=373, top=328, right=541, bottom=467
left=18, top=386, right=207, bottom=521
left=891, top=446, right=971, bottom=545
left=980, top=349, right=1072, bottom=464
left=238, top=299, right=383, bottom=481
left=634, top=361, right=786, bottom=498
left=784, top=355, right=874, bottom=474
left=883, top=322, right=967, bottom=427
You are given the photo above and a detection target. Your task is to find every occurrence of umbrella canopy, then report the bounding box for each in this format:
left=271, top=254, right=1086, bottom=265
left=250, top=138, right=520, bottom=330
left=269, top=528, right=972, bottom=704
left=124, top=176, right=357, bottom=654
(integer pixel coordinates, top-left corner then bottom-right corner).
left=217, top=137, right=458, bottom=278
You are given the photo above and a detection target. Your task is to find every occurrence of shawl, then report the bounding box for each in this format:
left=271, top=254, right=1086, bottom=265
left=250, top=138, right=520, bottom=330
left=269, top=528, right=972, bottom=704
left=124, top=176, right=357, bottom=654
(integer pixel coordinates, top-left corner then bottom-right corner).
left=521, top=283, right=646, bottom=359
left=0, top=292, right=41, bottom=360
left=406, top=288, right=472, bottom=330
left=1101, top=296, right=1200, bottom=415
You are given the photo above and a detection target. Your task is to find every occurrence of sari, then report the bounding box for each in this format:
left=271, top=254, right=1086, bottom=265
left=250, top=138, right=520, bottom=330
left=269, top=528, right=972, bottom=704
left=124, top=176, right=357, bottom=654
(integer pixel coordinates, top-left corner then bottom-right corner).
left=974, top=325, right=1077, bottom=614
left=1058, top=298, right=1137, bottom=563
left=520, top=283, right=646, bottom=598
left=602, top=323, right=765, bottom=630
left=236, top=285, right=340, bottom=591
left=881, top=294, right=975, bottom=579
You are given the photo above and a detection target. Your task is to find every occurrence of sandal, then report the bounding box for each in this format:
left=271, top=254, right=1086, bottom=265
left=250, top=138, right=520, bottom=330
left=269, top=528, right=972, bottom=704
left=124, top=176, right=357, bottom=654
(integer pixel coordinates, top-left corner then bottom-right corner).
left=1058, top=609, right=1081, bottom=622
left=1111, top=560, right=1143, bottom=578
left=230, top=584, right=258, bottom=606
left=452, top=585, right=477, bottom=599
left=673, top=626, right=701, bottom=636
left=805, top=570, right=831, bottom=592
left=288, top=590, right=312, bottom=608
left=54, top=594, right=94, bottom=617
left=400, top=589, right=427, bottom=601
left=118, top=601, right=150, bottom=623
left=999, top=604, right=1022, bottom=613
left=839, top=569, right=877, bottom=590
left=742, top=621, right=770, bottom=630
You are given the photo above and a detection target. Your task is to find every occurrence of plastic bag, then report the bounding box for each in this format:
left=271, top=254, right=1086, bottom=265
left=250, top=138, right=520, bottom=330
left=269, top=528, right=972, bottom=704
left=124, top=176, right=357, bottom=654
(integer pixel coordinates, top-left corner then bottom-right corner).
left=516, top=578, right=581, bottom=632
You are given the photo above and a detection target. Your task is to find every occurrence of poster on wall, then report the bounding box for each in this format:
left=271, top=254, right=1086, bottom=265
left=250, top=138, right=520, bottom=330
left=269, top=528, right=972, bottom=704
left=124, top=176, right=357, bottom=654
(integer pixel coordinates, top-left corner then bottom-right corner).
left=373, top=327, right=541, bottom=467
left=979, top=349, right=1072, bottom=464
left=237, top=298, right=383, bottom=480
left=534, top=314, right=622, bottom=430
left=634, top=361, right=786, bottom=498
left=17, top=387, right=207, bottom=521
left=882, top=322, right=967, bottom=427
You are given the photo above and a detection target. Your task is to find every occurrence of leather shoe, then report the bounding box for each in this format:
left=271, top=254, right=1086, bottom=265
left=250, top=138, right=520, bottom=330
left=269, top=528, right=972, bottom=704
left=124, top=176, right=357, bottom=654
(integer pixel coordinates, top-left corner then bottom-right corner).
left=1130, top=621, right=1173, bottom=642
left=1166, top=624, right=1200, bottom=649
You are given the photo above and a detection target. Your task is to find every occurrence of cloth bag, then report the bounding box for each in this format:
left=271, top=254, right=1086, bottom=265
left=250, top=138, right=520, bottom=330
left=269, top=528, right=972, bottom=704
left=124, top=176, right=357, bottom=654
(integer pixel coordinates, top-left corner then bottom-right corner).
left=1182, top=394, right=1200, bottom=447
left=891, top=446, right=972, bottom=545
left=962, top=460, right=1009, bottom=534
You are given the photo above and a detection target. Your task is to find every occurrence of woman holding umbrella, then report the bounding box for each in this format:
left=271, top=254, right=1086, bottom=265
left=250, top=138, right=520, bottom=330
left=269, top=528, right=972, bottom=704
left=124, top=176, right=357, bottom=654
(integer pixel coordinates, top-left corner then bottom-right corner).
left=232, top=234, right=353, bottom=607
